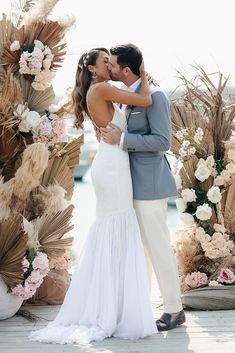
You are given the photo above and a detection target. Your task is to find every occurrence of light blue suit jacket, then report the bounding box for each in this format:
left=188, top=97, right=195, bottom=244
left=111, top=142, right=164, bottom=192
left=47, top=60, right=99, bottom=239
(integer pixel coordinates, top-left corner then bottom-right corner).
left=123, top=85, right=177, bottom=200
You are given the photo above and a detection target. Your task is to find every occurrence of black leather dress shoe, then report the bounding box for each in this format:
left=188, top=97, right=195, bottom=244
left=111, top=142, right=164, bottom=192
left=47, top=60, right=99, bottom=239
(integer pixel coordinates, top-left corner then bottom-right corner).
left=156, top=310, right=185, bottom=331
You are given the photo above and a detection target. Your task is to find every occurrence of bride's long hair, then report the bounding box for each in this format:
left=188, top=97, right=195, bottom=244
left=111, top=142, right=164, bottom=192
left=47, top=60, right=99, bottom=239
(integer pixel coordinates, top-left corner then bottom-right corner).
left=72, top=47, right=109, bottom=129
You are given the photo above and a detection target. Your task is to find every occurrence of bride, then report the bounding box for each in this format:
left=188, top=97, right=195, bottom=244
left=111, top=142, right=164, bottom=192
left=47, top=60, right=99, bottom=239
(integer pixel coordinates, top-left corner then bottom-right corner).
left=29, top=47, right=157, bottom=345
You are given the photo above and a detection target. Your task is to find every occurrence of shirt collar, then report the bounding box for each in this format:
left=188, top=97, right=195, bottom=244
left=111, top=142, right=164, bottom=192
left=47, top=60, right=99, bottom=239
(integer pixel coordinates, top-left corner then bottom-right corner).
left=128, top=78, right=141, bottom=92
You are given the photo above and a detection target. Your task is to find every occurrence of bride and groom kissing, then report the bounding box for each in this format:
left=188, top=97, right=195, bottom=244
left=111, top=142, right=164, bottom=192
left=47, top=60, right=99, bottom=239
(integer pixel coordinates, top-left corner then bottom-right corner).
left=29, top=43, right=185, bottom=345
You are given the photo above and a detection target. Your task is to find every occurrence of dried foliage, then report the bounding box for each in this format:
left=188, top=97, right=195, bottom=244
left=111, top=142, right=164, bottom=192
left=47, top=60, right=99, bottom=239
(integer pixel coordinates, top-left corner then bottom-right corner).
left=0, top=215, right=27, bottom=287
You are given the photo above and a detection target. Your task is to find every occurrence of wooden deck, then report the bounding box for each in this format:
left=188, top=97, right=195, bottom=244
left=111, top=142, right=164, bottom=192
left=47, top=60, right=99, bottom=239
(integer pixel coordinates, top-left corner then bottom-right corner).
left=1, top=275, right=235, bottom=353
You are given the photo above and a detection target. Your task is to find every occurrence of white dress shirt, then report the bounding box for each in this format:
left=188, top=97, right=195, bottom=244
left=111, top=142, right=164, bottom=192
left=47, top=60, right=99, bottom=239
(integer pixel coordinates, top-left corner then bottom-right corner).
left=120, top=78, right=141, bottom=148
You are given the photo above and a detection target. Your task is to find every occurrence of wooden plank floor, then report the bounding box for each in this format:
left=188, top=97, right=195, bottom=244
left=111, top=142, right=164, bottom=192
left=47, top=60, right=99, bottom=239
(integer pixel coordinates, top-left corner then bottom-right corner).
left=1, top=275, right=235, bottom=353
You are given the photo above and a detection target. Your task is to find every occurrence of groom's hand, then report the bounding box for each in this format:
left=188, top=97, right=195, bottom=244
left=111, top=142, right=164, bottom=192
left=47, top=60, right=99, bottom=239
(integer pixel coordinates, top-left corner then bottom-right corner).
left=100, top=123, right=122, bottom=145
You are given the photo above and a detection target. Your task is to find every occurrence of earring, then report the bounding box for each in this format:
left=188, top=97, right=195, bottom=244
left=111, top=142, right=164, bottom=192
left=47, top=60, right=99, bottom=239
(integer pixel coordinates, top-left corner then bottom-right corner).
left=91, top=72, right=97, bottom=79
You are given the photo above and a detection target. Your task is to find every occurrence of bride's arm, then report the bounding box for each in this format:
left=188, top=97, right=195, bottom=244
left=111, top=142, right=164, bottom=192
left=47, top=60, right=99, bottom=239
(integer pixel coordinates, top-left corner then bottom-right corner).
left=93, top=63, right=152, bottom=107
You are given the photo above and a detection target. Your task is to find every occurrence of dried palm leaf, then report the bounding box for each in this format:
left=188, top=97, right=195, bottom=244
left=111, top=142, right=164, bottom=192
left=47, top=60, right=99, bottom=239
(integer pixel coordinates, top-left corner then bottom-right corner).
left=179, top=155, right=199, bottom=189
left=176, top=66, right=235, bottom=159
left=224, top=184, right=235, bottom=232
left=0, top=215, right=27, bottom=288
left=58, top=136, right=84, bottom=171
left=0, top=126, right=23, bottom=164
left=19, top=76, right=55, bottom=112
left=0, top=14, right=18, bottom=61
left=0, top=69, right=23, bottom=128
left=34, top=204, right=74, bottom=258
left=40, top=155, right=74, bottom=200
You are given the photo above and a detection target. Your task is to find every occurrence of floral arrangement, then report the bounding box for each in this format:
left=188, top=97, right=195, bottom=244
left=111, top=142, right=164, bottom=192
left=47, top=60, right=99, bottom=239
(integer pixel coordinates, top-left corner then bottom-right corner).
left=10, top=39, right=55, bottom=91
left=170, top=66, right=235, bottom=307
left=11, top=251, right=50, bottom=300
left=0, top=0, right=83, bottom=314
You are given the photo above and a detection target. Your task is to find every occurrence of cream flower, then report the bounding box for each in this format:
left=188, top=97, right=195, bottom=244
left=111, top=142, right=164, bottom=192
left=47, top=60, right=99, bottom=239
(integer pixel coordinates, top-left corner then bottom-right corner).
left=175, top=198, right=186, bottom=212
left=214, top=175, right=225, bottom=186
left=221, top=170, right=231, bottom=182
left=195, top=163, right=211, bottom=182
left=214, top=223, right=226, bottom=233
left=26, top=111, right=41, bottom=129
left=181, top=188, right=197, bottom=203
left=196, top=203, right=212, bottom=221
left=180, top=212, right=195, bottom=226
left=10, top=40, right=20, bottom=51
left=207, top=186, right=222, bottom=204
left=34, top=40, right=45, bottom=51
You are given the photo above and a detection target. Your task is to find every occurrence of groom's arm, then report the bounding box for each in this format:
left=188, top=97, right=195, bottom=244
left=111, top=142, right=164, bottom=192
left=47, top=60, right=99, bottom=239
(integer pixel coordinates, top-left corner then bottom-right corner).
left=123, top=91, right=171, bottom=152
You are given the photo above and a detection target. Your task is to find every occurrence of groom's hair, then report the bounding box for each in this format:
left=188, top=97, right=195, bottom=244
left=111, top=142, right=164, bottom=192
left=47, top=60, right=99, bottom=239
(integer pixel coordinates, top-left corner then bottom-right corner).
left=110, top=43, right=143, bottom=76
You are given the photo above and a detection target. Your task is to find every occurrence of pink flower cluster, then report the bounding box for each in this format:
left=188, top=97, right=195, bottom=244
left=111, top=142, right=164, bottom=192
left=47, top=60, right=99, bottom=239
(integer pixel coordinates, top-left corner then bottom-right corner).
left=11, top=252, right=50, bottom=300
left=33, top=113, right=67, bottom=146
left=184, top=271, right=208, bottom=288
left=13, top=39, right=54, bottom=91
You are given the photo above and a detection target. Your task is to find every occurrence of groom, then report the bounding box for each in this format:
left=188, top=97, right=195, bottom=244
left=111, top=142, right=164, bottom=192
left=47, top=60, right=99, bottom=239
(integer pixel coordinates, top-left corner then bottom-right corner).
left=100, top=43, right=185, bottom=331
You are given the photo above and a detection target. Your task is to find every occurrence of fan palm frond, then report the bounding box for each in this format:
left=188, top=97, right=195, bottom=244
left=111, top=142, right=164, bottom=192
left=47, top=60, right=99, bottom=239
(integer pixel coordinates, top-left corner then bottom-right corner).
left=19, top=76, right=55, bottom=112
left=40, top=155, right=74, bottom=200
left=61, top=136, right=84, bottom=171
left=34, top=204, right=74, bottom=258
left=0, top=215, right=27, bottom=288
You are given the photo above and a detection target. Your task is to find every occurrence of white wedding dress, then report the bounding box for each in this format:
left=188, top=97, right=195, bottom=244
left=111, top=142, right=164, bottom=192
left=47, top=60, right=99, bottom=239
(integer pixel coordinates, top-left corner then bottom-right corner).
left=29, top=104, right=157, bottom=345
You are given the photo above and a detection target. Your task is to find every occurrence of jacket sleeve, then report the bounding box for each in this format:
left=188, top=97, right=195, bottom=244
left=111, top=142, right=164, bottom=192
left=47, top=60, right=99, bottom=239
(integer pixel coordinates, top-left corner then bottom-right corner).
left=122, top=91, right=171, bottom=152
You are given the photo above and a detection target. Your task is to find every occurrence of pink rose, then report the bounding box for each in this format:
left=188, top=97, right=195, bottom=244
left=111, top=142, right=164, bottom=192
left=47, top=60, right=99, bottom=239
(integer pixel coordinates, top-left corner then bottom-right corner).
left=217, top=268, right=235, bottom=284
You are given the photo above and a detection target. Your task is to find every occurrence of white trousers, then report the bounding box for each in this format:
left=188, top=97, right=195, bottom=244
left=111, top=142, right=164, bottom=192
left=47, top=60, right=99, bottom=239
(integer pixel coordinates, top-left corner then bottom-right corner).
left=133, top=198, right=183, bottom=313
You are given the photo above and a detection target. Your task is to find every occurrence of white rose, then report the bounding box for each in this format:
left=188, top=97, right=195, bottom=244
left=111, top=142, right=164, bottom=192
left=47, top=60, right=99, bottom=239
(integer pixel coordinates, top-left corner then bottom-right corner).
left=34, top=40, right=44, bottom=50
left=10, top=40, right=20, bottom=51
left=180, top=212, right=195, bottom=226
left=228, top=149, right=235, bottom=162
left=195, top=164, right=211, bottom=182
left=226, top=163, right=235, bottom=174
left=181, top=188, right=197, bottom=203
left=196, top=203, right=212, bottom=221
left=175, top=198, right=186, bottom=212
left=26, top=111, right=41, bottom=129
left=207, top=186, right=222, bottom=204
left=214, top=223, right=226, bottom=233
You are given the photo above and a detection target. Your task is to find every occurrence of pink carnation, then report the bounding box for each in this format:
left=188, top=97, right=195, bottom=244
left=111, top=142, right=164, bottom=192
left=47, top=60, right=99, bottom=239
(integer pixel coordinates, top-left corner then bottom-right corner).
left=184, top=271, right=208, bottom=288
left=217, top=268, right=235, bottom=284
